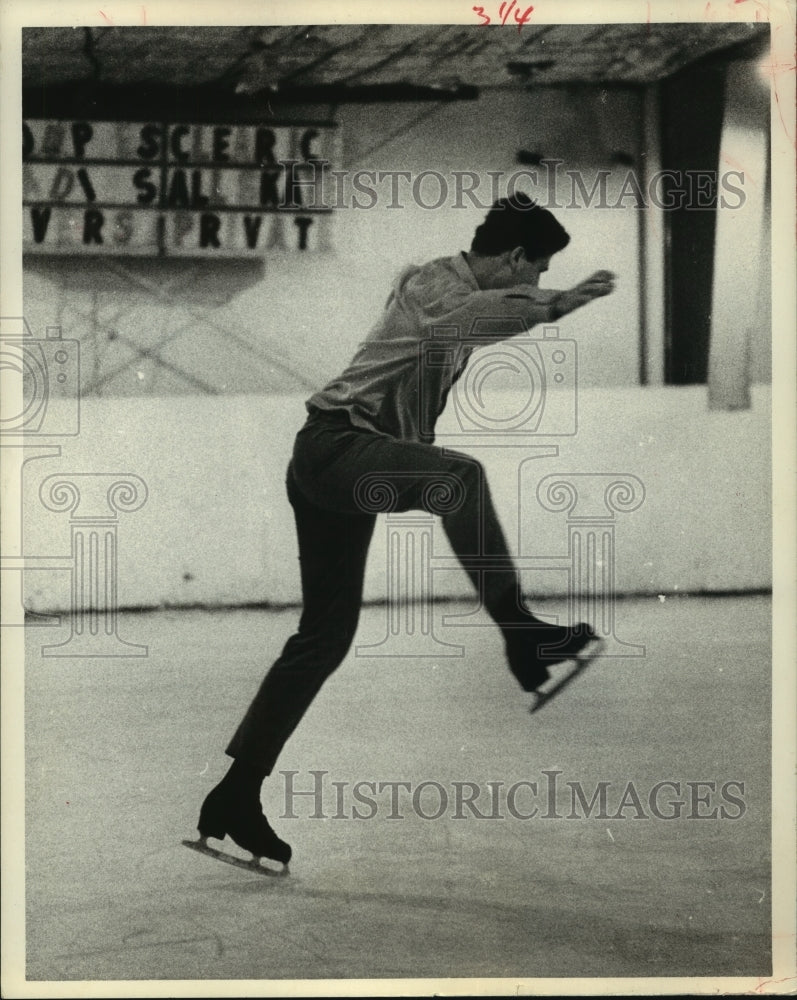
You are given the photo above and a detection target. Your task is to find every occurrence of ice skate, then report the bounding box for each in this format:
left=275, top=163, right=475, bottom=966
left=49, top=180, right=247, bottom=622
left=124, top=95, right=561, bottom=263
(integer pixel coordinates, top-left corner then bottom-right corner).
left=527, top=639, right=604, bottom=714
left=504, top=619, right=604, bottom=713
left=183, top=782, right=291, bottom=877
left=505, top=618, right=601, bottom=694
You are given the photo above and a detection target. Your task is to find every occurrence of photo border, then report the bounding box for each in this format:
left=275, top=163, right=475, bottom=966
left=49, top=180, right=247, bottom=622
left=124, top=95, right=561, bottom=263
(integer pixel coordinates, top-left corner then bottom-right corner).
left=2, top=1, right=794, bottom=996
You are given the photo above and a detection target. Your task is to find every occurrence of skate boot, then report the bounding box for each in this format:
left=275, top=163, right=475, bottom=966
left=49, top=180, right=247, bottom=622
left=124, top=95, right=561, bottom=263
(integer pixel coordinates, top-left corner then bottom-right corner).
left=197, top=779, right=292, bottom=866
left=504, top=617, right=598, bottom=693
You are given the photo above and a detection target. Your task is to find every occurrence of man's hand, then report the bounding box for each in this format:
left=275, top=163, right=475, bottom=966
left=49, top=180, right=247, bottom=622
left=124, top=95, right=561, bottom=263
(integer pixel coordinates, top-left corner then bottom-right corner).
left=553, top=271, right=616, bottom=319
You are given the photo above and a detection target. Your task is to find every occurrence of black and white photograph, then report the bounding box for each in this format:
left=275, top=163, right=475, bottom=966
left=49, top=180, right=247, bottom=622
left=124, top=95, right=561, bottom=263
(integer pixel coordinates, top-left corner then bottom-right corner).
left=1, top=0, right=795, bottom=995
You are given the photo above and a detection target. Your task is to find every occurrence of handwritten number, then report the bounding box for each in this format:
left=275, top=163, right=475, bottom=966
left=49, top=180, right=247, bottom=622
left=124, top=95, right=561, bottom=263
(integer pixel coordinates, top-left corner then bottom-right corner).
left=474, top=2, right=532, bottom=30
left=514, top=4, right=533, bottom=31
left=499, top=1, right=517, bottom=25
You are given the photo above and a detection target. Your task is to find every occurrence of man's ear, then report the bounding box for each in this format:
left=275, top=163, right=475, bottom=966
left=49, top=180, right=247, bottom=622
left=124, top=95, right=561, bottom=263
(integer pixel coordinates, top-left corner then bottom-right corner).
left=508, top=246, right=526, bottom=269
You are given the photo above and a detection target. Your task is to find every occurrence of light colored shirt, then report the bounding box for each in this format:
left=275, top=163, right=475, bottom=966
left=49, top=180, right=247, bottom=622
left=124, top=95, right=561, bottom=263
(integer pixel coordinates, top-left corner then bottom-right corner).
left=306, top=252, right=564, bottom=443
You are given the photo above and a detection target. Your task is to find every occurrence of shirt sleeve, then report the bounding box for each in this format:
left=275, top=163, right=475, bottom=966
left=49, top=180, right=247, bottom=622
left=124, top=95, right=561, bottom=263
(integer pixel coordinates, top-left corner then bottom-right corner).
left=439, top=286, right=565, bottom=336
left=404, top=269, right=565, bottom=337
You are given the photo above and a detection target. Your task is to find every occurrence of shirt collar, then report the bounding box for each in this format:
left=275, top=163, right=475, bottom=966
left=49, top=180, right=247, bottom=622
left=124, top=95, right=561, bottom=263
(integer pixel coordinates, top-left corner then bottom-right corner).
left=453, top=251, right=481, bottom=291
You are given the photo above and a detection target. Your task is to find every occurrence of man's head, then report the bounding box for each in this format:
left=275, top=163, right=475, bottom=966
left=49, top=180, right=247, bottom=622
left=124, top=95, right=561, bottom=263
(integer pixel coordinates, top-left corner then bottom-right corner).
left=468, top=194, right=570, bottom=289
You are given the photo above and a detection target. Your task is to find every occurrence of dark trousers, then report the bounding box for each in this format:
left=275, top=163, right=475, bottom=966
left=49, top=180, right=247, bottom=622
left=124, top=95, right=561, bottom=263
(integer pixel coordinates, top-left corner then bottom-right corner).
left=226, top=410, right=525, bottom=774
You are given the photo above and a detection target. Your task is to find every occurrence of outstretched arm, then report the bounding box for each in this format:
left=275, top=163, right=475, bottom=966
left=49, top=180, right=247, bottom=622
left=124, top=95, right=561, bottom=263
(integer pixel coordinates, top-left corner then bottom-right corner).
left=410, top=270, right=616, bottom=336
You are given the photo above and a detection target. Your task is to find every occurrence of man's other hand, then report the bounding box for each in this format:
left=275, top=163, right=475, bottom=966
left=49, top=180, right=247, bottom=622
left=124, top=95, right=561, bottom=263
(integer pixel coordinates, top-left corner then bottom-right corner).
left=554, top=271, right=616, bottom=318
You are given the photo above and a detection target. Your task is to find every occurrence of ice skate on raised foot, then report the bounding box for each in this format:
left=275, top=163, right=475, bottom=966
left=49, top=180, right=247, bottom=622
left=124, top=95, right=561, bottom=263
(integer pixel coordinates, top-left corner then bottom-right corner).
left=505, top=618, right=599, bottom=691
left=183, top=782, right=291, bottom=877
left=525, top=626, right=605, bottom=713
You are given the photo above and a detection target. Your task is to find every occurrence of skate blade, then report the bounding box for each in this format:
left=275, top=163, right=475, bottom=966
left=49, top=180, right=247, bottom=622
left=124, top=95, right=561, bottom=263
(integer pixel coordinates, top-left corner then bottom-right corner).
left=182, top=838, right=289, bottom=877
left=530, top=639, right=604, bottom=714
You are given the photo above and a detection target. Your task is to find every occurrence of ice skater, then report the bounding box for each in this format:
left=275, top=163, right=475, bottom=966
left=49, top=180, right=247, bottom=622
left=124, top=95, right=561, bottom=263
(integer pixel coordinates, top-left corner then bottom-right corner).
left=191, top=194, right=615, bottom=872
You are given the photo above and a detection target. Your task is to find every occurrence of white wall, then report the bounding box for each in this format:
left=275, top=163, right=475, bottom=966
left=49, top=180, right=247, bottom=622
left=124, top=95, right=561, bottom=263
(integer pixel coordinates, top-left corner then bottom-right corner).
left=19, top=383, right=771, bottom=614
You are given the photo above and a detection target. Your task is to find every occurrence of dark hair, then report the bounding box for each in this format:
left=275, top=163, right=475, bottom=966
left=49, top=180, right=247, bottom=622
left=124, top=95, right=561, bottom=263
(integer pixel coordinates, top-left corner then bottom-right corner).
left=470, top=193, right=570, bottom=259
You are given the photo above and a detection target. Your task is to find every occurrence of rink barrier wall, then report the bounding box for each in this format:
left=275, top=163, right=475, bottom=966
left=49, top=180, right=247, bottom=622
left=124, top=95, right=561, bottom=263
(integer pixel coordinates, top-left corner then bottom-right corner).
left=20, top=384, right=771, bottom=613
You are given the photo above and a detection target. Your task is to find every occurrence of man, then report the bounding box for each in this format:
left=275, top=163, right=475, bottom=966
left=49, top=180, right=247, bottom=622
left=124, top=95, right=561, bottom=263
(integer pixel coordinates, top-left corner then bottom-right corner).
left=195, top=194, right=615, bottom=867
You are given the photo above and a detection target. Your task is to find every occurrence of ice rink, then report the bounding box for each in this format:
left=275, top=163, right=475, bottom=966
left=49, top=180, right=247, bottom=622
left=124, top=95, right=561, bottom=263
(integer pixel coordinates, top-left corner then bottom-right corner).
left=18, top=593, right=774, bottom=986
